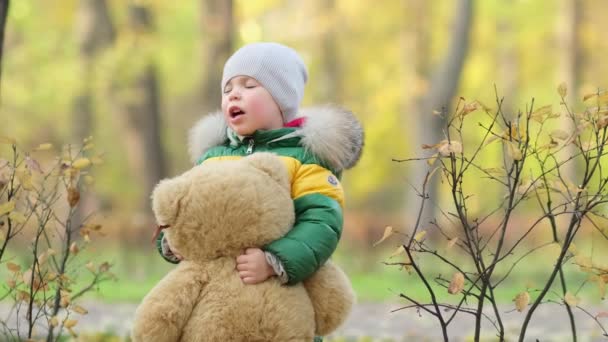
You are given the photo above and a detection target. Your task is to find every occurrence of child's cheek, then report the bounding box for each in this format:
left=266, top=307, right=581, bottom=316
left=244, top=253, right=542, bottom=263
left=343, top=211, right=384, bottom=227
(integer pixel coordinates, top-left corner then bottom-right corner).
left=249, top=95, right=264, bottom=114
left=246, top=93, right=269, bottom=120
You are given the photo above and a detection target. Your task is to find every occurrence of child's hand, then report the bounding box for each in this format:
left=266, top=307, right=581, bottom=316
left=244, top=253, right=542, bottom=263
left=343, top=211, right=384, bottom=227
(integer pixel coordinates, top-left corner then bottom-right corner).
left=236, top=248, right=276, bottom=284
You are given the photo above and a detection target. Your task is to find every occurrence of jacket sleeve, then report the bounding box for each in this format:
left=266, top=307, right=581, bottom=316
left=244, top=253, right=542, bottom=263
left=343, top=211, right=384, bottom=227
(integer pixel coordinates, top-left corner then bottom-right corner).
left=263, top=163, right=344, bottom=285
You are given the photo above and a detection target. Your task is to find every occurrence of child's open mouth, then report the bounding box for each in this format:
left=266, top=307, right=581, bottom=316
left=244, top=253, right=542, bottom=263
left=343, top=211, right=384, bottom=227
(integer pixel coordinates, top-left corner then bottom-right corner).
left=229, top=106, right=246, bottom=119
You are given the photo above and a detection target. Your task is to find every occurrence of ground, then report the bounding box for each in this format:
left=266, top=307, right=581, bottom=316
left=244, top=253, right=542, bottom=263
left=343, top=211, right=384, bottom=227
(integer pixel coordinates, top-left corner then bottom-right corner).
left=2, top=301, right=605, bottom=341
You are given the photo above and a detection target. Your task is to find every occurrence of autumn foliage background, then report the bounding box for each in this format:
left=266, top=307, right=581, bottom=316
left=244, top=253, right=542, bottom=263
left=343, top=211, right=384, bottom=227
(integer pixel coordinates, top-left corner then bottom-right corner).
left=1, top=0, right=608, bottom=340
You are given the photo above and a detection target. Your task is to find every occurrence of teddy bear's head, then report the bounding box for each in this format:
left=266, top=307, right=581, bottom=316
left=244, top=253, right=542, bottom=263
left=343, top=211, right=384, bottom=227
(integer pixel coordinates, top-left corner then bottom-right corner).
left=151, top=153, right=294, bottom=261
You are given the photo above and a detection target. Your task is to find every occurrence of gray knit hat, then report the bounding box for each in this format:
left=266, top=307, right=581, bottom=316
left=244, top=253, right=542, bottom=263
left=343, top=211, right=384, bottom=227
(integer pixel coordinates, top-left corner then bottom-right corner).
left=221, top=42, right=308, bottom=122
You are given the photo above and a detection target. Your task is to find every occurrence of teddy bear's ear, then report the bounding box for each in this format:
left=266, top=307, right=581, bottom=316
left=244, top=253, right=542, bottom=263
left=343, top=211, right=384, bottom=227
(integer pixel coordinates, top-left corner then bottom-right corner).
left=243, top=152, right=290, bottom=189
left=150, top=176, right=190, bottom=226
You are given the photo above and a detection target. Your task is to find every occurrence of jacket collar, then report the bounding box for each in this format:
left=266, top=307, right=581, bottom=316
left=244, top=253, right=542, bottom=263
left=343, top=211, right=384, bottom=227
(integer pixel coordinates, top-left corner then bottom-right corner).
left=188, top=105, right=364, bottom=172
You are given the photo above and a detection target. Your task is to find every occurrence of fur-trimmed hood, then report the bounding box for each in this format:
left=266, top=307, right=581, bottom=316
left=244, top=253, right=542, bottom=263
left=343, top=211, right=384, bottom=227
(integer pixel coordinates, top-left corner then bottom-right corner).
left=188, top=105, right=364, bottom=172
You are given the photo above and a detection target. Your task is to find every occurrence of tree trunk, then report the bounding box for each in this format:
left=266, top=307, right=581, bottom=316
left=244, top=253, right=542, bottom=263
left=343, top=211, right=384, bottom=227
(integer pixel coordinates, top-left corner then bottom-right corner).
left=317, top=0, right=341, bottom=103
left=496, top=1, right=518, bottom=119
left=0, top=0, right=9, bottom=98
left=557, top=0, right=582, bottom=183
left=125, top=4, right=166, bottom=217
left=403, top=0, right=431, bottom=228
left=109, top=3, right=166, bottom=233
left=71, top=0, right=115, bottom=227
left=198, top=0, right=234, bottom=113
left=410, top=0, right=474, bottom=227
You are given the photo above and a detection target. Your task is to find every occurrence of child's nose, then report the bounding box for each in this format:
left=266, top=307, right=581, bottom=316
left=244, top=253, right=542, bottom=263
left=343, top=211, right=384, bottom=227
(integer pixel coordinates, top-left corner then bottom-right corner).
left=229, top=89, right=241, bottom=101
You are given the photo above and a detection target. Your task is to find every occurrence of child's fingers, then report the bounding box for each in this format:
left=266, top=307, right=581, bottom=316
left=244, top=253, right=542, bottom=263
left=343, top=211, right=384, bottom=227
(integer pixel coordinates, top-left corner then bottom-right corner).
left=242, top=276, right=258, bottom=285
left=239, top=270, right=254, bottom=279
left=245, top=247, right=260, bottom=255
left=236, top=254, right=250, bottom=264
left=236, top=262, right=250, bottom=271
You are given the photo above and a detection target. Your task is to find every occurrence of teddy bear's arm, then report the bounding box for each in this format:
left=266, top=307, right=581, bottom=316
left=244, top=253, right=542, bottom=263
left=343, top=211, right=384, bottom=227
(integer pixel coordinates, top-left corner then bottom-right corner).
left=131, top=262, right=208, bottom=342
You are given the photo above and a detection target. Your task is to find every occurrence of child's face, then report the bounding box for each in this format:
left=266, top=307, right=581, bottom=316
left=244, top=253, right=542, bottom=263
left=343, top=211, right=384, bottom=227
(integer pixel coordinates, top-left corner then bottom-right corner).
left=221, top=76, right=284, bottom=136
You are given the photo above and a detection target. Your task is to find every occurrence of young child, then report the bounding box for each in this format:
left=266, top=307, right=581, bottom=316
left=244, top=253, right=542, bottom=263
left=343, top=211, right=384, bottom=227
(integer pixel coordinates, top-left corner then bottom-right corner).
left=156, top=42, right=363, bottom=288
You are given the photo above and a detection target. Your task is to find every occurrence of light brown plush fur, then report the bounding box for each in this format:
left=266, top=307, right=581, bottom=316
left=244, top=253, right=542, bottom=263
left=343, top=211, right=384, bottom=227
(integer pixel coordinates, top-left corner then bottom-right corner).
left=131, top=153, right=354, bottom=342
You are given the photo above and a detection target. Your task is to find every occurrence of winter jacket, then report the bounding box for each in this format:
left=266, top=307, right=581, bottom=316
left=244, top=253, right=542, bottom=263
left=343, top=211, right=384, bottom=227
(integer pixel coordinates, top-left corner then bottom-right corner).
left=157, top=106, right=364, bottom=285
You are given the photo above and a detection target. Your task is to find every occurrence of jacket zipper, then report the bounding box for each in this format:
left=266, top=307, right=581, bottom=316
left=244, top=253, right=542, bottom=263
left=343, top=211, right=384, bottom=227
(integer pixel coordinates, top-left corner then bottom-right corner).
left=246, top=138, right=255, bottom=154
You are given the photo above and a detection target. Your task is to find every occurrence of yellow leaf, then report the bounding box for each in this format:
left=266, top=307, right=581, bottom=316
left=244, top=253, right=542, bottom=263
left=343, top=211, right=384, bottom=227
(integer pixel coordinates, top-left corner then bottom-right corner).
left=414, top=230, right=427, bottom=242
left=447, top=237, right=459, bottom=249
left=68, top=327, right=77, bottom=338
left=99, top=262, right=111, bottom=273
left=447, top=272, right=465, bottom=294
left=550, top=129, right=570, bottom=141
left=373, top=226, right=395, bottom=247
left=568, top=243, right=578, bottom=255
left=50, top=316, right=59, bottom=327
left=72, top=305, right=88, bottom=315
left=6, top=262, right=21, bottom=273
left=558, top=82, right=567, bottom=98
left=427, top=153, right=438, bottom=166
left=564, top=291, right=580, bottom=306
left=8, top=211, right=26, bottom=224
left=72, top=158, right=91, bottom=170
left=0, top=200, right=16, bottom=216
left=438, top=140, right=463, bottom=157
left=506, top=142, right=523, bottom=161
left=530, top=105, right=553, bottom=123
left=388, top=246, right=406, bottom=259
left=0, top=136, right=16, bottom=145
left=67, top=187, right=80, bottom=208
left=33, top=143, right=53, bottom=151
left=84, top=175, right=95, bottom=185
left=547, top=243, right=562, bottom=260
left=83, top=143, right=94, bottom=151
left=598, top=91, right=608, bottom=105
left=514, top=291, right=530, bottom=312
left=60, top=297, right=70, bottom=308
left=15, top=170, right=33, bottom=190
left=64, top=319, right=78, bottom=328
left=22, top=269, right=32, bottom=285
left=90, top=155, right=104, bottom=165
left=69, top=242, right=79, bottom=255
left=483, top=168, right=505, bottom=176
left=85, top=262, right=95, bottom=272
left=583, top=92, right=597, bottom=102
left=457, top=101, right=479, bottom=117
left=575, top=255, right=593, bottom=269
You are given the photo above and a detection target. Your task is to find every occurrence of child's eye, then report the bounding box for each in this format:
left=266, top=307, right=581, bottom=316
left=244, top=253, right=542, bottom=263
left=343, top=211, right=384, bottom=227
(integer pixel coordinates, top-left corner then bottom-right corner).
left=223, top=87, right=232, bottom=94
left=245, top=84, right=256, bottom=89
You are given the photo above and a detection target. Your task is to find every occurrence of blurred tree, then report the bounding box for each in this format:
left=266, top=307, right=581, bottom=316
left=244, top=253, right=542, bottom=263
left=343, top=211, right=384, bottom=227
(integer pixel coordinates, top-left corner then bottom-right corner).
left=416, top=0, right=474, bottom=223
left=402, top=0, right=431, bottom=226
left=557, top=0, right=582, bottom=182
left=110, top=2, right=166, bottom=224
left=72, top=0, right=115, bottom=230
left=73, top=0, right=114, bottom=142
left=317, top=0, right=341, bottom=103
left=0, top=0, right=8, bottom=96
left=198, top=0, right=233, bottom=114
left=496, top=0, right=518, bottom=118
left=557, top=0, right=581, bottom=107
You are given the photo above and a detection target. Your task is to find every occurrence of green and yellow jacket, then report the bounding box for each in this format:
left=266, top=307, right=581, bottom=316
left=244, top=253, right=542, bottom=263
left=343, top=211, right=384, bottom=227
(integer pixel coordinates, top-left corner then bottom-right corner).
left=157, top=106, right=364, bottom=285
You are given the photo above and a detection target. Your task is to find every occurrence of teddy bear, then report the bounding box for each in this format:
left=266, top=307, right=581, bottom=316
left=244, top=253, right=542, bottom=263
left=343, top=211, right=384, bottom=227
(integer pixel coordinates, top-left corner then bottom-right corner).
left=131, top=152, right=355, bottom=342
